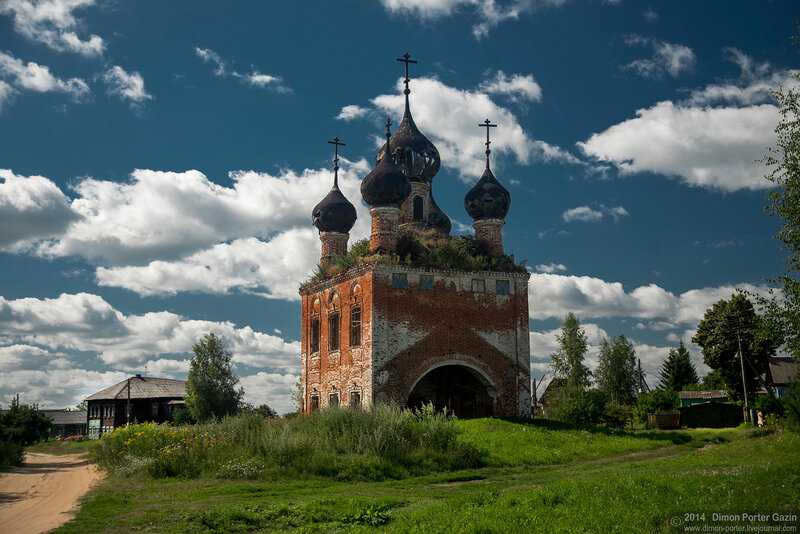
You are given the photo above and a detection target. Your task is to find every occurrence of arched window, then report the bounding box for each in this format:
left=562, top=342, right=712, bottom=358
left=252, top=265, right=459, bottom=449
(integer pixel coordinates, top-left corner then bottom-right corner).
left=350, top=305, right=362, bottom=347
left=413, top=196, right=424, bottom=221
left=329, top=388, right=340, bottom=408
left=310, top=298, right=321, bottom=354
left=327, top=291, right=340, bottom=351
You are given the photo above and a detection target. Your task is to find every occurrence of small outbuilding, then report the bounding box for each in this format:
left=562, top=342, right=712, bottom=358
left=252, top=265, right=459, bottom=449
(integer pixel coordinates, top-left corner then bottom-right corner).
left=40, top=409, right=87, bottom=438
left=85, top=375, right=186, bottom=439
left=678, top=390, right=728, bottom=408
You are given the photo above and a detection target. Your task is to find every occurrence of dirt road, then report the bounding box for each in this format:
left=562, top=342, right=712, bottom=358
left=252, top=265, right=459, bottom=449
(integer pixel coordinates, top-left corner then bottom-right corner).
left=0, top=452, right=103, bottom=534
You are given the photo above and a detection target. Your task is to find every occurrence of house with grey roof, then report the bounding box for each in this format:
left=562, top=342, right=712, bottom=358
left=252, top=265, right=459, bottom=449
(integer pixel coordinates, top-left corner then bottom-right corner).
left=40, top=409, right=87, bottom=438
left=85, top=374, right=186, bottom=439
left=767, top=357, right=799, bottom=398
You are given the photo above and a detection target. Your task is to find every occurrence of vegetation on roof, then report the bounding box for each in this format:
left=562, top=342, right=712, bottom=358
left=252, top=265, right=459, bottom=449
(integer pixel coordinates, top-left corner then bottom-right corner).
left=306, top=230, right=527, bottom=286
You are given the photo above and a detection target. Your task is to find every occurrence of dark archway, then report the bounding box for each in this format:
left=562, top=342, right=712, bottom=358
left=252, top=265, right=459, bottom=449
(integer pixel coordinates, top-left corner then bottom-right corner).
left=407, top=365, right=494, bottom=418
left=412, top=196, right=424, bottom=221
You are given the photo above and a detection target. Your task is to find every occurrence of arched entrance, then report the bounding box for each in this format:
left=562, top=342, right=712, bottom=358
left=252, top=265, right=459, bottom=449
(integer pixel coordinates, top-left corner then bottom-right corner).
left=406, top=364, right=495, bottom=418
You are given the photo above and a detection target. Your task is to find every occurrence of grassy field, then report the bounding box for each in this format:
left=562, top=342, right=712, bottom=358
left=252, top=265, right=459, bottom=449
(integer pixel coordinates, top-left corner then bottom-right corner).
left=26, top=439, right=95, bottom=455
left=55, top=419, right=800, bottom=533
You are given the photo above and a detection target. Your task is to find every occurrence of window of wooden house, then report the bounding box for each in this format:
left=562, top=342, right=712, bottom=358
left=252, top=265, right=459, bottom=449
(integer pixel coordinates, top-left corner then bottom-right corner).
left=413, top=196, right=423, bottom=221
left=349, top=390, right=361, bottom=409
left=496, top=279, right=510, bottom=295
left=350, top=306, right=362, bottom=347
left=471, top=279, right=486, bottom=293
left=151, top=402, right=159, bottom=418
left=310, top=317, right=320, bottom=353
left=329, top=391, right=340, bottom=408
left=329, top=312, right=340, bottom=351
left=392, top=273, right=408, bottom=289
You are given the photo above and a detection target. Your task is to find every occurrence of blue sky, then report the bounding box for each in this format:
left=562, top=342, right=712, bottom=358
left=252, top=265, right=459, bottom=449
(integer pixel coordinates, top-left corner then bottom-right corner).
left=0, top=0, right=796, bottom=413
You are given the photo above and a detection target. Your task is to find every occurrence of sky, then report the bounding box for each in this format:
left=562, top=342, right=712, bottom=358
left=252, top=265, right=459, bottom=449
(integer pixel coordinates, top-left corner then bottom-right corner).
left=0, top=0, right=797, bottom=414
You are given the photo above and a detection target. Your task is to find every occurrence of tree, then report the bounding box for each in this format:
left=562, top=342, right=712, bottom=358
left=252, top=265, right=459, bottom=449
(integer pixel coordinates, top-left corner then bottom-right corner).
left=185, top=333, right=244, bottom=421
left=596, top=336, right=637, bottom=405
left=242, top=403, right=278, bottom=418
left=658, top=341, right=699, bottom=392
left=0, top=397, right=51, bottom=445
left=550, top=313, right=592, bottom=390
left=763, top=66, right=800, bottom=358
left=692, top=293, right=780, bottom=401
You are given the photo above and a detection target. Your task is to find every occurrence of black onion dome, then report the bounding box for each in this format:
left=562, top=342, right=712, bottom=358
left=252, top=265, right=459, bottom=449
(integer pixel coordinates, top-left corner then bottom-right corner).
left=427, top=192, right=451, bottom=234
left=464, top=166, right=510, bottom=221
left=376, top=106, right=441, bottom=183
left=312, top=183, right=357, bottom=233
left=361, top=129, right=411, bottom=208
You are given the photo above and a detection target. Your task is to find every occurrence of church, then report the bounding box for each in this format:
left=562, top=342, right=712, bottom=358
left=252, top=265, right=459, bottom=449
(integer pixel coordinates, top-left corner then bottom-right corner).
left=299, top=54, right=532, bottom=418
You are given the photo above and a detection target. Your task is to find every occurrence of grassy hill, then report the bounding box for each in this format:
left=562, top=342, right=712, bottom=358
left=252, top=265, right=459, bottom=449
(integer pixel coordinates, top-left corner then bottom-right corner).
left=54, top=412, right=800, bottom=533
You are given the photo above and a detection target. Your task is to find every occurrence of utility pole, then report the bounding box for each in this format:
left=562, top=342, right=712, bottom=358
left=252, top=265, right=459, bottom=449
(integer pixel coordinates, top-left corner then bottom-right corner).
left=126, top=376, right=131, bottom=426
left=736, top=327, right=750, bottom=424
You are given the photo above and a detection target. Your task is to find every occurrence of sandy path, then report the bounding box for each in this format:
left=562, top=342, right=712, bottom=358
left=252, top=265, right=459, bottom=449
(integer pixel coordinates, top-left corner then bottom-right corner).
left=0, top=452, right=104, bottom=534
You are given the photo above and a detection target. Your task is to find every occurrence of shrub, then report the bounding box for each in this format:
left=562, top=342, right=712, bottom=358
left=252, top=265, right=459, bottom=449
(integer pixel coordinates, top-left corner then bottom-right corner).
left=782, top=381, right=800, bottom=431
left=0, top=441, right=23, bottom=469
left=755, top=393, right=784, bottom=417
left=550, top=389, right=609, bottom=428
left=602, top=402, right=631, bottom=429
left=633, top=389, right=679, bottom=424
left=96, top=404, right=485, bottom=481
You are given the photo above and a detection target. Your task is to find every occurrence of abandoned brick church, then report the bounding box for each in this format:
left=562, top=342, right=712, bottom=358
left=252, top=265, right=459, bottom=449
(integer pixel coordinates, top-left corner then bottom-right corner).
left=299, top=54, right=532, bottom=418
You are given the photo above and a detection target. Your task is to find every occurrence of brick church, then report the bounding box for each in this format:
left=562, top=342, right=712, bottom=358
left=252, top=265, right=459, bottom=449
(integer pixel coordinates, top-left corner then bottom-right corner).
left=299, top=54, right=531, bottom=418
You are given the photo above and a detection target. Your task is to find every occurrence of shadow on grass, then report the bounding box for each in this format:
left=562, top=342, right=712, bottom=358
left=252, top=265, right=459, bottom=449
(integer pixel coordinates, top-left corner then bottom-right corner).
left=492, top=416, right=694, bottom=444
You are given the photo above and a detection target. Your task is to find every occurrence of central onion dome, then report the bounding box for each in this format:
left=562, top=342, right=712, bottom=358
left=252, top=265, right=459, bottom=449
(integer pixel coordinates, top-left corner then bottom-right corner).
left=312, top=139, right=357, bottom=233
left=361, top=118, right=412, bottom=207
left=464, top=165, right=510, bottom=220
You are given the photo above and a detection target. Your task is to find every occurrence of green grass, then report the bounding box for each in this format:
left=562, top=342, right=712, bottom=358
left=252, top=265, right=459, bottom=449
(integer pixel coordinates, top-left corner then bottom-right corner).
left=56, top=421, right=800, bottom=533
left=27, top=439, right=94, bottom=455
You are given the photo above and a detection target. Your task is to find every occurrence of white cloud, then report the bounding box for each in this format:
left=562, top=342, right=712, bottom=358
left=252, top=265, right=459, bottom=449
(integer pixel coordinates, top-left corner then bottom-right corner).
left=478, top=71, right=542, bottom=102
left=0, top=292, right=300, bottom=369
left=624, top=36, right=695, bottom=78
left=0, top=169, right=80, bottom=249
left=687, top=48, right=800, bottom=106
left=96, top=230, right=320, bottom=302
left=372, top=77, right=579, bottom=179
left=0, top=80, right=15, bottom=111
left=0, top=51, right=89, bottom=98
left=535, top=262, right=566, bottom=274
left=0, top=0, right=105, bottom=56
left=240, top=372, right=298, bottom=415
left=642, top=7, right=658, bottom=21
left=195, top=46, right=290, bottom=93
left=562, top=206, right=602, bottom=222
left=578, top=100, right=777, bottom=191
left=561, top=204, right=628, bottom=223
left=34, top=160, right=369, bottom=266
left=0, top=368, right=128, bottom=409
left=336, top=104, right=369, bottom=121
left=379, top=0, right=566, bottom=39
left=529, top=273, right=773, bottom=326
left=102, top=65, right=153, bottom=105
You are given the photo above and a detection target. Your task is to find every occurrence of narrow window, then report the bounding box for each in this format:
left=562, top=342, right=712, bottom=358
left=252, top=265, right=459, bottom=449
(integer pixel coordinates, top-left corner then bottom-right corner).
left=420, top=274, right=433, bottom=290
left=329, top=392, right=340, bottom=408
left=496, top=279, right=510, bottom=295
left=310, top=317, right=320, bottom=353
left=350, top=391, right=361, bottom=409
left=151, top=402, right=159, bottom=418
left=329, top=312, right=340, bottom=351
left=413, top=196, right=423, bottom=221
left=471, top=279, right=486, bottom=293
left=310, top=395, right=320, bottom=412
left=350, top=306, right=362, bottom=347
left=392, top=273, right=408, bottom=289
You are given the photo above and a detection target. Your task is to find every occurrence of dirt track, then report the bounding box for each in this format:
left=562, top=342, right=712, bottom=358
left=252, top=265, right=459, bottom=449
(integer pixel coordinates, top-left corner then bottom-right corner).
left=0, top=452, right=103, bottom=534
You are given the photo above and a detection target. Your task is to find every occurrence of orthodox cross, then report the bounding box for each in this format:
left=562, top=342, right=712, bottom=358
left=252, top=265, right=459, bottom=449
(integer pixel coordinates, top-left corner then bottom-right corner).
left=396, top=52, right=418, bottom=95
left=479, top=118, right=498, bottom=166
left=328, top=136, right=345, bottom=186
left=385, top=117, right=392, bottom=142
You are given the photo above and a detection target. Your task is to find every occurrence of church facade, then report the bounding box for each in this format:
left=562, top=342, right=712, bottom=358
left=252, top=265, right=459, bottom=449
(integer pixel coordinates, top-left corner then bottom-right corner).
left=299, top=55, right=531, bottom=418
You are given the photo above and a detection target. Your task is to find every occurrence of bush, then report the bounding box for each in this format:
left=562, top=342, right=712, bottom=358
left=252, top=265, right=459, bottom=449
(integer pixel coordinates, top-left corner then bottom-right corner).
left=94, top=404, right=485, bottom=481
left=783, top=382, right=800, bottom=431
left=550, top=389, right=609, bottom=428
left=0, top=441, right=23, bottom=469
left=755, top=393, right=784, bottom=417
left=602, top=402, right=631, bottom=429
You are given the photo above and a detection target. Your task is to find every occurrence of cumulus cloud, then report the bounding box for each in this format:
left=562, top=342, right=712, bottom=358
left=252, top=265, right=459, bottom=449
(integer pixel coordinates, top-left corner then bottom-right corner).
left=561, top=204, right=628, bottom=223
left=0, top=0, right=105, bottom=56
left=623, top=36, right=695, bottom=78
left=102, top=65, right=153, bottom=106
left=194, top=46, right=290, bottom=93
left=0, top=292, right=300, bottom=368
left=478, top=71, right=542, bottom=102
left=0, top=80, right=15, bottom=111
left=529, top=273, right=773, bottom=326
left=96, top=230, right=321, bottom=302
left=239, top=372, right=298, bottom=415
left=0, top=51, right=89, bottom=98
left=336, top=104, right=369, bottom=121
left=34, top=159, right=370, bottom=266
left=534, top=262, right=566, bottom=274
left=578, top=101, right=777, bottom=191
left=0, top=169, right=80, bottom=249
left=379, top=0, right=566, bottom=39
left=371, top=77, right=579, bottom=179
